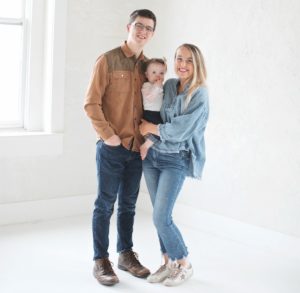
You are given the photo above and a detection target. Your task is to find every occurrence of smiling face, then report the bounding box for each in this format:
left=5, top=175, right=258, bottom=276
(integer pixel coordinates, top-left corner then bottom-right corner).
left=145, top=62, right=166, bottom=83
left=127, top=16, right=155, bottom=47
left=174, top=46, right=194, bottom=84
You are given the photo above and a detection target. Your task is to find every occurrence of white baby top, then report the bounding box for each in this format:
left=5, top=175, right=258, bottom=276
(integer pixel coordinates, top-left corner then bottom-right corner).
left=141, top=82, right=163, bottom=111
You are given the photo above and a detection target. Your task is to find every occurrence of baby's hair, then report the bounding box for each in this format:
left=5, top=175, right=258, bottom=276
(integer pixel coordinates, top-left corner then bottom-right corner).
left=143, top=57, right=167, bottom=73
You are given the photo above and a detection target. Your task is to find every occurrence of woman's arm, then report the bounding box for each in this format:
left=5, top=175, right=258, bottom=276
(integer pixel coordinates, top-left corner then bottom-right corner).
left=139, top=119, right=160, bottom=136
left=159, top=89, right=209, bottom=143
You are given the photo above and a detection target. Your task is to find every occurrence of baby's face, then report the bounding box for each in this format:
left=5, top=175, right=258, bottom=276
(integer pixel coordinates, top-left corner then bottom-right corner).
left=145, top=63, right=166, bottom=83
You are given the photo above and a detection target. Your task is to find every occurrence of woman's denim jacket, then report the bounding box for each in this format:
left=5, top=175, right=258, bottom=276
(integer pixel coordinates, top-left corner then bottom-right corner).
left=152, top=78, right=209, bottom=179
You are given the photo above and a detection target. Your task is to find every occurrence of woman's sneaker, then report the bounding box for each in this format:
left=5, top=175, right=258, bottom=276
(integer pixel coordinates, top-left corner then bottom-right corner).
left=163, top=263, right=193, bottom=286
left=147, top=264, right=171, bottom=283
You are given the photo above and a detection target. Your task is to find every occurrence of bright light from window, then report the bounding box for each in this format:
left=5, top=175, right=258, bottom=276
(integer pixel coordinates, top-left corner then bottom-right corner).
left=0, top=0, right=24, bottom=127
left=0, top=0, right=23, bottom=18
left=0, top=24, right=23, bottom=125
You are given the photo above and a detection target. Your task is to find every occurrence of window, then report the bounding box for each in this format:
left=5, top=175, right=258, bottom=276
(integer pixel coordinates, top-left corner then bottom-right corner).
left=0, top=0, right=67, bottom=157
left=0, top=0, right=25, bottom=127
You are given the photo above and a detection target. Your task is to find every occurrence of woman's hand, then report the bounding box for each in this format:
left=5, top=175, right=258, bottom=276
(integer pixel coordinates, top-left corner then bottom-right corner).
left=139, top=119, right=159, bottom=136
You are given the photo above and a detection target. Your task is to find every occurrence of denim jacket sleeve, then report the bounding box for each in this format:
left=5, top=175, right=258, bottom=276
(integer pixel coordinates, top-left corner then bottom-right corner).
left=159, top=87, right=209, bottom=143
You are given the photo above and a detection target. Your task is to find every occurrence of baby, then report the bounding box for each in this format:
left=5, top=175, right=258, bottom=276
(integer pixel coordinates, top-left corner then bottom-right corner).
left=140, top=58, right=167, bottom=160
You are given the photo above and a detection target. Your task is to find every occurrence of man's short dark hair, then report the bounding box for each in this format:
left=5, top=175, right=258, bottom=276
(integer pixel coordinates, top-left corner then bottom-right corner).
left=129, top=9, right=157, bottom=31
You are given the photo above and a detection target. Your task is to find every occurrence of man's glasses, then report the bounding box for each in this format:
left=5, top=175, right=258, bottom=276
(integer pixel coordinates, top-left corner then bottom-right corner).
left=133, top=22, right=154, bottom=33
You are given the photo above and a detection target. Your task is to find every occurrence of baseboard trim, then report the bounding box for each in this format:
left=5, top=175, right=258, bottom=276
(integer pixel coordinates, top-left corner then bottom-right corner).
left=1, top=192, right=299, bottom=259
left=173, top=202, right=300, bottom=259
left=138, top=191, right=300, bottom=259
left=0, top=194, right=95, bottom=226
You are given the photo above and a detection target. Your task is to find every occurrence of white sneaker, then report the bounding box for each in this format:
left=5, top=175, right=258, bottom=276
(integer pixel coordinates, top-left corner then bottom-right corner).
left=147, top=264, right=171, bottom=283
left=163, top=263, right=193, bottom=286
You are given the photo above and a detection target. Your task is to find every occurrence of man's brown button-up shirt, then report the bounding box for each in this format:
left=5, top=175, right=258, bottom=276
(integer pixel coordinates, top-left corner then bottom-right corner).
left=84, top=42, right=147, bottom=152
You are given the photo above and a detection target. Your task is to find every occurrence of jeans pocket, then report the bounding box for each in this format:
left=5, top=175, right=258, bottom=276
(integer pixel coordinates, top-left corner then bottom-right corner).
left=103, top=143, right=122, bottom=149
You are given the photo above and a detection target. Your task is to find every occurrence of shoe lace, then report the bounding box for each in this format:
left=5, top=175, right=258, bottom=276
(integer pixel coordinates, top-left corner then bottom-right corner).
left=168, top=264, right=182, bottom=280
left=154, top=264, right=167, bottom=275
left=125, top=251, right=143, bottom=268
left=101, top=258, right=114, bottom=274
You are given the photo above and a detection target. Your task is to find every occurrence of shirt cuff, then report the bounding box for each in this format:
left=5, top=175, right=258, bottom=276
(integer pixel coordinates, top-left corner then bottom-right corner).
left=157, top=124, right=160, bottom=136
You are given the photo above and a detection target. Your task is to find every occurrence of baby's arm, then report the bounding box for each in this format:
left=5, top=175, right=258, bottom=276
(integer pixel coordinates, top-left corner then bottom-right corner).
left=140, top=139, right=154, bottom=160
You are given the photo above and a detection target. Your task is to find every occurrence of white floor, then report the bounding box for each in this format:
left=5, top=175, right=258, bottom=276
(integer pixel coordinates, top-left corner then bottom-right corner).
left=0, top=211, right=299, bottom=293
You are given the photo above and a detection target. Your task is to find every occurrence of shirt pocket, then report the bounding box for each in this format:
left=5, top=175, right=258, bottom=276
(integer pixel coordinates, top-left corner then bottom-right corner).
left=108, top=71, right=131, bottom=93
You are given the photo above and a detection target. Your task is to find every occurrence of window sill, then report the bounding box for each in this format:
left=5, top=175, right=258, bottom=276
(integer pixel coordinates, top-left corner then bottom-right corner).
left=0, top=131, right=63, bottom=157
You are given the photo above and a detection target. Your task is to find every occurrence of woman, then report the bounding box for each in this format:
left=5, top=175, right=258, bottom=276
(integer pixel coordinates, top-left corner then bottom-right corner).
left=139, top=43, right=209, bottom=286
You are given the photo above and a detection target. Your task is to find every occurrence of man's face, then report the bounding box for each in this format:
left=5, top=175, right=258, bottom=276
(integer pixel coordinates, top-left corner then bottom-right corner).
left=127, top=16, right=155, bottom=47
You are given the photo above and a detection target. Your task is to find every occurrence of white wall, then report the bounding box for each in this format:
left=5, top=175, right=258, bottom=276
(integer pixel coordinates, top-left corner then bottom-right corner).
left=154, top=0, right=300, bottom=237
left=0, top=0, right=299, bottom=238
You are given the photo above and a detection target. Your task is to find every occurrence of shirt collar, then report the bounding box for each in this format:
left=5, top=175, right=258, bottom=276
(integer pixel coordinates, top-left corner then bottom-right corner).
left=176, top=79, right=191, bottom=94
left=121, top=41, right=145, bottom=61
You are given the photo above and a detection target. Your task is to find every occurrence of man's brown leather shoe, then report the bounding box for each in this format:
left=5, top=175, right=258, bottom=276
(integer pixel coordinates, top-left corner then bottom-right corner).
left=118, top=250, right=150, bottom=278
left=93, top=258, right=119, bottom=286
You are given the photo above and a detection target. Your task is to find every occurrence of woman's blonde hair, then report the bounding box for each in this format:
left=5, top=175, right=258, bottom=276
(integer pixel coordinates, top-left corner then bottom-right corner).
left=175, top=43, right=207, bottom=110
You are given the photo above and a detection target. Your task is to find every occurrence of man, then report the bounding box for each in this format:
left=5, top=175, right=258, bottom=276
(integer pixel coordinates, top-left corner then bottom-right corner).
left=84, top=9, right=156, bottom=286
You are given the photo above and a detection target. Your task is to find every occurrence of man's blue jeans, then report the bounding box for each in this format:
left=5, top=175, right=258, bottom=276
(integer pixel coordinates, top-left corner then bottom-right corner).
left=142, top=148, right=189, bottom=260
left=93, top=141, right=142, bottom=260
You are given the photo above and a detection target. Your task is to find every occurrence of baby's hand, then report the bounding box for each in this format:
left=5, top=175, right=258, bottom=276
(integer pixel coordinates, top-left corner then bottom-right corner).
left=140, top=144, right=149, bottom=160
left=154, top=78, right=163, bottom=87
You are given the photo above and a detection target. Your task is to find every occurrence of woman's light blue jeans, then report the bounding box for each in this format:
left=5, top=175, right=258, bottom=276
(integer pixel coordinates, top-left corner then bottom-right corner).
left=142, top=148, right=189, bottom=260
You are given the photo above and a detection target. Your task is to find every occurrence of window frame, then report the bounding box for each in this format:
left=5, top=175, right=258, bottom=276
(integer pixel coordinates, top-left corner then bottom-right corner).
left=0, top=0, right=67, bottom=157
